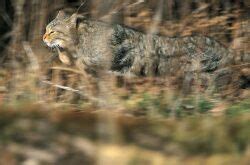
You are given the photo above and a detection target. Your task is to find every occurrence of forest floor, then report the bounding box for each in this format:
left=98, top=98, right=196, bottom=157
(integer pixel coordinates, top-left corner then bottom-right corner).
left=0, top=90, right=249, bottom=165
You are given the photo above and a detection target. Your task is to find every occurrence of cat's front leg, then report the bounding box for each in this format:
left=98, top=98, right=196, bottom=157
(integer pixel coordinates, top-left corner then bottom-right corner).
left=57, top=48, right=72, bottom=65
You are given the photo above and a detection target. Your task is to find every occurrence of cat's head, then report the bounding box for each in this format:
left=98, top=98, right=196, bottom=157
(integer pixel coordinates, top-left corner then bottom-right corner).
left=43, top=11, right=84, bottom=49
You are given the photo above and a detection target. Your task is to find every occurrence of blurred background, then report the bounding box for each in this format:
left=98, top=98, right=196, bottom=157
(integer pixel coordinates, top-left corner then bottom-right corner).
left=0, top=0, right=249, bottom=164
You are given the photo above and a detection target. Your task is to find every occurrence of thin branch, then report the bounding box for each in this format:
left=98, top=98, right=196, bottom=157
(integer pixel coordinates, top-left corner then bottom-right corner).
left=41, top=80, right=99, bottom=103
left=100, top=0, right=145, bottom=19
left=49, top=66, right=85, bottom=75
left=229, top=63, right=250, bottom=68
left=42, top=80, right=81, bottom=93
left=76, top=0, right=87, bottom=13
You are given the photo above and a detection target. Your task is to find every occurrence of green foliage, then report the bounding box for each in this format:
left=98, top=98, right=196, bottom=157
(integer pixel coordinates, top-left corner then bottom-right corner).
left=198, top=98, right=214, bottom=113
left=136, top=93, right=215, bottom=117
left=136, top=93, right=171, bottom=116
left=226, top=99, right=250, bottom=116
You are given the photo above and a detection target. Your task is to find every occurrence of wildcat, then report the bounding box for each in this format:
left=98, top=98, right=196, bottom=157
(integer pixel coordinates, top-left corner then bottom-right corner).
left=43, top=11, right=237, bottom=90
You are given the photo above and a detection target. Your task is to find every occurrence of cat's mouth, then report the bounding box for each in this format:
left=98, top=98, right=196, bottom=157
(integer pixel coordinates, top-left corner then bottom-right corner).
left=51, top=43, right=63, bottom=49
left=45, top=43, right=65, bottom=52
left=49, top=44, right=65, bottom=53
left=44, top=38, right=66, bottom=50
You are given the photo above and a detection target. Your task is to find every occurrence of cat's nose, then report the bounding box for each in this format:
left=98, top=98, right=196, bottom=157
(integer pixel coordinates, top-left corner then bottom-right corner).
left=43, top=34, right=48, bottom=41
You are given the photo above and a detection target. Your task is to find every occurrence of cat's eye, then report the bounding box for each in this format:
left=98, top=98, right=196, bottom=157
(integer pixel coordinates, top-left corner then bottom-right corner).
left=49, top=31, right=55, bottom=34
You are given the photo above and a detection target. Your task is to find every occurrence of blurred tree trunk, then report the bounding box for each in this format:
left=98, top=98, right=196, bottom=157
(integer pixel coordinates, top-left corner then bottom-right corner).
left=0, top=0, right=13, bottom=54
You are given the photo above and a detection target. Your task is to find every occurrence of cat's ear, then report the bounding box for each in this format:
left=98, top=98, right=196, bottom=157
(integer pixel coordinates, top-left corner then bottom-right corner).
left=69, top=13, right=85, bottom=27
left=56, top=10, right=68, bottom=20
